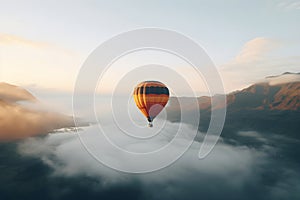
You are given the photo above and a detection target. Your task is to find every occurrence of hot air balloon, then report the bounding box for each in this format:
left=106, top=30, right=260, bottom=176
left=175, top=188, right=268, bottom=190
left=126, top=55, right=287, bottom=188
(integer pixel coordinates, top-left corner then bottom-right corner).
left=133, top=81, right=169, bottom=127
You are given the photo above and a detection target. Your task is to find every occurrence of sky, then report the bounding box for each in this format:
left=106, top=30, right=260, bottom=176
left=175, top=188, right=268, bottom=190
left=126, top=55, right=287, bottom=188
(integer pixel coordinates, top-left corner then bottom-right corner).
left=0, top=0, right=300, bottom=94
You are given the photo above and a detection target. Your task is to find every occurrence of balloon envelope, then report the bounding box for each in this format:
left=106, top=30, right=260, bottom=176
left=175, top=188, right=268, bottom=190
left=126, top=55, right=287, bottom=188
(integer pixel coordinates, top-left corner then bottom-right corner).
left=133, top=81, right=169, bottom=127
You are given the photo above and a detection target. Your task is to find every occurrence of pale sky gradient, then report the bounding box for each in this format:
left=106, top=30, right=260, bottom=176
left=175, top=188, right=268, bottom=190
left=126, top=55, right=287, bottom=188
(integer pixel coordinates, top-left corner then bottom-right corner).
left=0, top=0, right=300, bottom=94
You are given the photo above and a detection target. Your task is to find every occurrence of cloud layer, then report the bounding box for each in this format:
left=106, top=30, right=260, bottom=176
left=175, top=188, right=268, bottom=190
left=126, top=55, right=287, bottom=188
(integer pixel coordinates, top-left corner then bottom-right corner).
left=0, top=100, right=75, bottom=141
left=0, top=83, right=78, bottom=141
left=18, top=124, right=267, bottom=199
left=16, top=118, right=300, bottom=200
left=264, top=72, right=300, bottom=85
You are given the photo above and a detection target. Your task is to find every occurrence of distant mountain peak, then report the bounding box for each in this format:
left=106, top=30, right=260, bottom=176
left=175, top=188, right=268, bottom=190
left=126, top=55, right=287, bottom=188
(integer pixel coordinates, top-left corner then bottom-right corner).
left=229, top=81, right=300, bottom=111
left=266, top=71, right=299, bottom=78
left=0, top=82, right=37, bottom=103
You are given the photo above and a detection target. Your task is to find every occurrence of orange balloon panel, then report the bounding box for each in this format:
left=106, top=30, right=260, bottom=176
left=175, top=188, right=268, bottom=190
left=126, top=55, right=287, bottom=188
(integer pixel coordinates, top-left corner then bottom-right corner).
left=133, top=81, right=169, bottom=123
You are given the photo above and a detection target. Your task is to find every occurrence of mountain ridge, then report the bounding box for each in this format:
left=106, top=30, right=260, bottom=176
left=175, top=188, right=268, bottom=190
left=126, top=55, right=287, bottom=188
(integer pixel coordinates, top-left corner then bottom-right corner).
left=166, top=77, right=300, bottom=138
left=0, top=82, right=37, bottom=103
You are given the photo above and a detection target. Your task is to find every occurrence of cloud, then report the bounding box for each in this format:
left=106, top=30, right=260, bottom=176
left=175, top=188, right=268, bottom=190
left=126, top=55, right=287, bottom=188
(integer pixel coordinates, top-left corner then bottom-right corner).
left=277, top=0, right=300, bottom=10
left=220, top=37, right=300, bottom=92
left=0, top=33, right=49, bottom=48
left=264, top=72, right=300, bottom=85
left=0, top=100, right=76, bottom=141
left=229, top=37, right=280, bottom=64
left=0, top=33, right=82, bottom=91
left=237, top=131, right=268, bottom=143
left=16, top=121, right=300, bottom=200
left=17, top=124, right=266, bottom=196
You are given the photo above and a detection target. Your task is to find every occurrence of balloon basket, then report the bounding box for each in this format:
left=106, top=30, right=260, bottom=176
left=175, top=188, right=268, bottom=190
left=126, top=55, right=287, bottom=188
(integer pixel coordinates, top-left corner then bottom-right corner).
left=148, top=122, right=153, bottom=128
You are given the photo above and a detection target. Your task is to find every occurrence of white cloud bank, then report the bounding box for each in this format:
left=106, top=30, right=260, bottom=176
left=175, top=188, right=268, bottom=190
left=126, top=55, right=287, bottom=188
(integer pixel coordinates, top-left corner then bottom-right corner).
left=277, top=0, right=300, bottom=10
left=264, top=72, right=300, bottom=85
left=18, top=122, right=267, bottom=191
